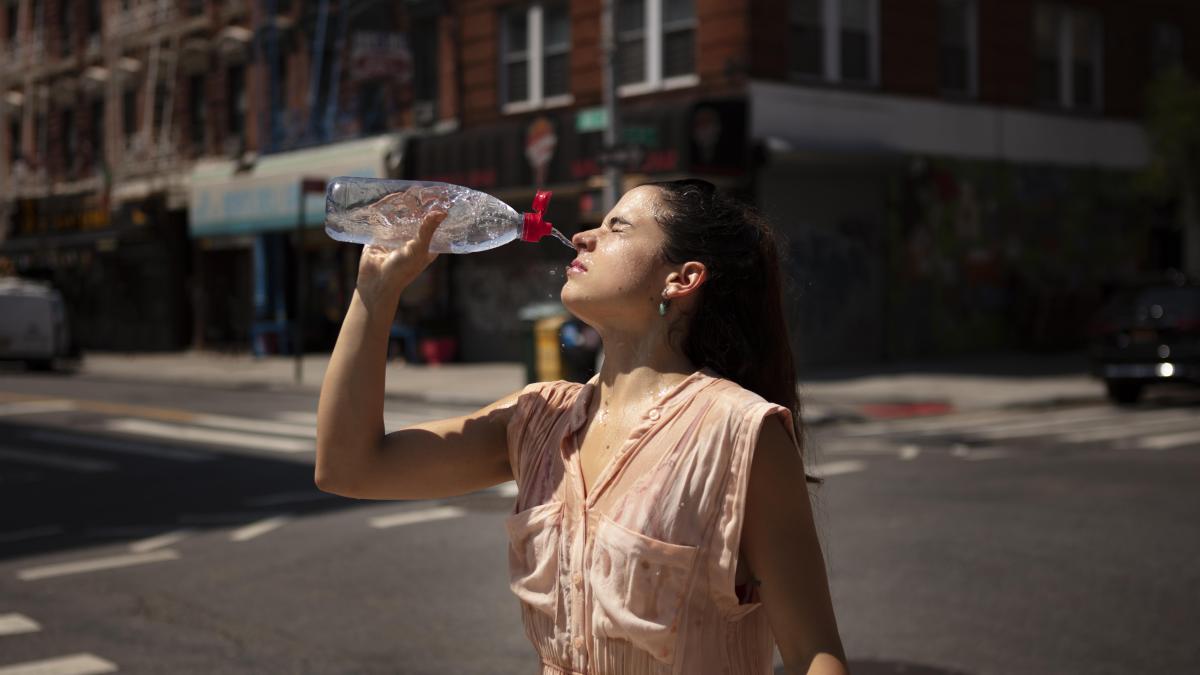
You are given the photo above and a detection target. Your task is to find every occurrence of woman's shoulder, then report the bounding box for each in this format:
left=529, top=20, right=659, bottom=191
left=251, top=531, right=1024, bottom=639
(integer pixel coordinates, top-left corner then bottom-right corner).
left=515, top=378, right=587, bottom=409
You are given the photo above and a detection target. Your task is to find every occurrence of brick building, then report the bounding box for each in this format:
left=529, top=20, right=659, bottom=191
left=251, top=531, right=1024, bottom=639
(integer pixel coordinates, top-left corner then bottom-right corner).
left=2, top=1, right=1196, bottom=364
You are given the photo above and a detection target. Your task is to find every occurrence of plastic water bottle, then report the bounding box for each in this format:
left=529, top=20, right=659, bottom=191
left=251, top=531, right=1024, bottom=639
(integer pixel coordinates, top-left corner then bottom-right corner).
left=324, top=177, right=570, bottom=253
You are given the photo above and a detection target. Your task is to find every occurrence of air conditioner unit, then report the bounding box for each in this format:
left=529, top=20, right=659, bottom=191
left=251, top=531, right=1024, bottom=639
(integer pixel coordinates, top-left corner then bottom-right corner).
left=413, top=100, right=435, bottom=127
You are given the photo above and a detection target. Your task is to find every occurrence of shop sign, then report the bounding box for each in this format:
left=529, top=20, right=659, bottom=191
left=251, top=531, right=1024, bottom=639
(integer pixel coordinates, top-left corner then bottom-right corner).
left=11, top=194, right=111, bottom=238
left=350, top=32, right=413, bottom=83
left=525, top=116, right=558, bottom=187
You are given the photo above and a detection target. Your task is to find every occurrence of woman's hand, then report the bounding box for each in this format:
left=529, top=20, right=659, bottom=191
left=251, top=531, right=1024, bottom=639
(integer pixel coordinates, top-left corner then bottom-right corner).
left=355, top=208, right=448, bottom=308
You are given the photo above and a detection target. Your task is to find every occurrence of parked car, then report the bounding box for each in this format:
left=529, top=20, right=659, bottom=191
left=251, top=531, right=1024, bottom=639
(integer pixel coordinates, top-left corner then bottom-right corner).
left=0, top=277, right=79, bottom=371
left=1088, top=280, right=1200, bottom=404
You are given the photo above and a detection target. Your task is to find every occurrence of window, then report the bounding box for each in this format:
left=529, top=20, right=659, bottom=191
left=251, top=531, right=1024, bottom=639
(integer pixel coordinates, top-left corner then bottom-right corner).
left=122, top=86, right=137, bottom=142
left=226, top=64, right=245, bottom=140
left=501, top=3, right=571, bottom=111
left=89, top=97, right=103, bottom=163
left=789, top=0, right=879, bottom=85
left=616, top=0, right=696, bottom=94
left=1151, top=22, right=1183, bottom=75
left=88, top=0, right=100, bottom=37
left=188, top=74, right=206, bottom=150
left=939, top=0, right=977, bottom=96
left=152, top=80, right=167, bottom=143
left=1034, top=4, right=1102, bottom=111
left=62, top=107, right=76, bottom=171
left=6, top=0, right=18, bottom=45
left=59, top=0, right=72, bottom=55
left=8, top=118, right=20, bottom=163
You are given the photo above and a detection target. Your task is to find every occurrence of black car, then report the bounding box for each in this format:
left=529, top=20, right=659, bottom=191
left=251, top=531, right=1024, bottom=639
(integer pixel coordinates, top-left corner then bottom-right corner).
left=1089, top=281, right=1200, bottom=404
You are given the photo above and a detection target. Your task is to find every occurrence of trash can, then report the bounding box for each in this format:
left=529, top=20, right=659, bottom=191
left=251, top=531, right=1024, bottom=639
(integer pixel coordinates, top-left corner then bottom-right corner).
left=518, top=302, right=569, bottom=383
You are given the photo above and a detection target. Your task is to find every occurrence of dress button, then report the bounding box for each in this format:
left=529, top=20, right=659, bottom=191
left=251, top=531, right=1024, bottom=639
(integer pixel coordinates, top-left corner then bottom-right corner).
left=573, top=572, right=583, bottom=587
left=574, top=636, right=585, bottom=649
left=647, top=408, right=660, bottom=421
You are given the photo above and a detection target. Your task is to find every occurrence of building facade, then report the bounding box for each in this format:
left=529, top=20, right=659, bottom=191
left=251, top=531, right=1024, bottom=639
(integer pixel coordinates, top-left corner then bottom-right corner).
left=2, top=0, right=1195, bottom=364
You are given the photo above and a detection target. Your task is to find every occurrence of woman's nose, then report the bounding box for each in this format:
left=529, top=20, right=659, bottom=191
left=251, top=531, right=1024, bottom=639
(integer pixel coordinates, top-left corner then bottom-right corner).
left=571, top=229, right=595, bottom=251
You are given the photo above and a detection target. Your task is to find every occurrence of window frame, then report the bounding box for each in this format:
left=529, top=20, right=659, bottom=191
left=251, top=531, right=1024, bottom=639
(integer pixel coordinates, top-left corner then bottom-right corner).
left=1034, top=4, right=1104, bottom=112
left=938, top=0, right=978, bottom=98
left=617, top=0, right=698, bottom=97
left=788, top=0, right=880, bottom=87
left=500, top=2, right=574, bottom=114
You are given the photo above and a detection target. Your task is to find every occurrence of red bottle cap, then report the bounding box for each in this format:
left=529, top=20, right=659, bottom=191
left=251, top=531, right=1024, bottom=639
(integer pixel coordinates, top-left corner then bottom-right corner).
left=521, top=190, right=553, bottom=242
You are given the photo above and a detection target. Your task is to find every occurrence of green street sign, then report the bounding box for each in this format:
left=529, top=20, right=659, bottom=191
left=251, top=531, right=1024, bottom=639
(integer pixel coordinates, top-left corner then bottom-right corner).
left=622, top=126, right=658, bottom=147
left=576, top=107, right=609, bottom=133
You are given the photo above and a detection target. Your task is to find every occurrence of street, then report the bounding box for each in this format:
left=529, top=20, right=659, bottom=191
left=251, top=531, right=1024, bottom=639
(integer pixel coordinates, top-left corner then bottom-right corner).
left=0, top=372, right=1197, bottom=675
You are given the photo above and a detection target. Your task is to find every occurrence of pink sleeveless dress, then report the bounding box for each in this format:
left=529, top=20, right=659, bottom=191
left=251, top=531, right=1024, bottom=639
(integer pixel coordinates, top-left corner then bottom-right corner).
left=504, top=367, right=799, bottom=674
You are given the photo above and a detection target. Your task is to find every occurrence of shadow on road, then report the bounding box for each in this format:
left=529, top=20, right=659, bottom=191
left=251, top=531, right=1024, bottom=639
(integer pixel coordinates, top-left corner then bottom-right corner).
left=0, top=419, right=508, bottom=564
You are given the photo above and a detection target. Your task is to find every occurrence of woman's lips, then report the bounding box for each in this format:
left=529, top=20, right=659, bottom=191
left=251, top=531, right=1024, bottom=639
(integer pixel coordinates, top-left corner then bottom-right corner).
left=567, top=260, right=587, bottom=274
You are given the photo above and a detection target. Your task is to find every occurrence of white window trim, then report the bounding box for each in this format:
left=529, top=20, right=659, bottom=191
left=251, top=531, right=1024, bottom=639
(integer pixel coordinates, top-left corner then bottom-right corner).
left=789, top=0, right=880, bottom=86
left=617, top=0, right=698, bottom=97
left=939, top=0, right=978, bottom=98
left=1041, top=4, right=1103, bottom=112
left=501, top=3, right=576, bottom=114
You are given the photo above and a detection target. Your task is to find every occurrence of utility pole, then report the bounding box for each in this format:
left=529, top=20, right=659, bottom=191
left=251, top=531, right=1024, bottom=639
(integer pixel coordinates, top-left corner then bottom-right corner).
left=601, top=0, right=621, bottom=210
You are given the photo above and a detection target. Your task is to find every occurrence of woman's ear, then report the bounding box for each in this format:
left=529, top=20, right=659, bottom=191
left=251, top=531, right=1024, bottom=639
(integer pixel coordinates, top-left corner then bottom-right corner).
left=665, top=262, right=707, bottom=300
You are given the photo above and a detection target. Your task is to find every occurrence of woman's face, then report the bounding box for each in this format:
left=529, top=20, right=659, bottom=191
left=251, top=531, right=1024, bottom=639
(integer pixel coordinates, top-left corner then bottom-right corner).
left=560, top=186, right=672, bottom=328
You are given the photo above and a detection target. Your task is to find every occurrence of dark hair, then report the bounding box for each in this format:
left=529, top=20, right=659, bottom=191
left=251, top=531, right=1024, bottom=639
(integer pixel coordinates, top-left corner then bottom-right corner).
left=644, top=178, right=818, bottom=483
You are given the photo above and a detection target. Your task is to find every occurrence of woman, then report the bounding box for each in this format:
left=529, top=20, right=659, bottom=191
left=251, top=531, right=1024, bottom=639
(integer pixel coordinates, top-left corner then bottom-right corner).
left=315, top=179, right=848, bottom=674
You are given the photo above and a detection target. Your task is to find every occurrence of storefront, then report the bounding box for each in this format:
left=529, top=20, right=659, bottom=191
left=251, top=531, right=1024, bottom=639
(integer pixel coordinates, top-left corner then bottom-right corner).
left=0, top=189, right=191, bottom=351
left=187, top=132, right=434, bottom=354
left=405, top=96, right=750, bottom=361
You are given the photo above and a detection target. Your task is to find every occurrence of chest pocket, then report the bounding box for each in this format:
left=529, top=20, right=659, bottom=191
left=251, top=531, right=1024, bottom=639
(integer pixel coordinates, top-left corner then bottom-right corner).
left=505, top=500, right=564, bottom=622
left=588, top=513, right=699, bottom=664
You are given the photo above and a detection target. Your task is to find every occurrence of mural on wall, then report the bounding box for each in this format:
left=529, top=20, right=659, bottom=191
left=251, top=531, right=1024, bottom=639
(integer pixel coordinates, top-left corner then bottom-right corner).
left=889, top=157, right=1154, bottom=356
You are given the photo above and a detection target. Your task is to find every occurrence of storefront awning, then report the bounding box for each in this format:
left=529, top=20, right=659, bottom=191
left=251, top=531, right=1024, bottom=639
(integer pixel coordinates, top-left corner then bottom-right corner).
left=188, top=133, right=408, bottom=237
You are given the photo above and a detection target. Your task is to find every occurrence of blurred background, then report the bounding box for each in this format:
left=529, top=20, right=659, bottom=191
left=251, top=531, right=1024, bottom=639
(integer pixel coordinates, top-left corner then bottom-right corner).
left=0, top=1, right=1198, bottom=674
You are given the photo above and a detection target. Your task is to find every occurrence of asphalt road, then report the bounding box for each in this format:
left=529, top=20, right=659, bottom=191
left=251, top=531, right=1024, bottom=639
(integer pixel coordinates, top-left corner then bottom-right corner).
left=0, top=371, right=1197, bottom=675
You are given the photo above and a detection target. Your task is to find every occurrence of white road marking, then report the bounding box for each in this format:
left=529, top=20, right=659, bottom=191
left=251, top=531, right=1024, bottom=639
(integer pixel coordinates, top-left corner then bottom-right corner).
left=192, top=414, right=316, bottom=438
left=130, top=529, right=193, bottom=553
left=1134, top=429, right=1200, bottom=451
left=812, top=437, right=898, bottom=455
left=244, top=491, right=337, bottom=507
left=0, top=447, right=114, bottom=473
left=898, top=444, right=921, bottom=460
left=369, top=506, right=467, bottom=529
left=950, top=444, right=971, bottom=458
left=0, top=400, right=77, bottom=417
left=0, top=526, right=62, bottom=544
left=492, top=481, right=519, bottom=498
left=30, top=430, right=214, bottom=463
left=1057, top=413, right=1200, bottom=443
left=230, top=515, right=291, bottom=542
left=104, top=418, right=312, bottom=453
left=0, top=613, right=40, bottom=637
left=17, top=549, right=179, bottom=581
left=810, top=460, right=867, bottom=478
left=969, top=407, right=1155, bottom=440
left=0, top=654, right=117, bottom=675
left=840, top=408, right=1054, bottom=438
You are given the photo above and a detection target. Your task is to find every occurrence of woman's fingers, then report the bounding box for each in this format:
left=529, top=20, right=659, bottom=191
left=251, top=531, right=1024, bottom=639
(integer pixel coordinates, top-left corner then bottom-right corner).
left=413, top=209, right=448, bottom=255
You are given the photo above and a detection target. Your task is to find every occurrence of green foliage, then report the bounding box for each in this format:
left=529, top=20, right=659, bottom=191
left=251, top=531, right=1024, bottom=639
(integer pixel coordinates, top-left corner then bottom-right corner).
left=1142, top=66, right=1200, bottom=198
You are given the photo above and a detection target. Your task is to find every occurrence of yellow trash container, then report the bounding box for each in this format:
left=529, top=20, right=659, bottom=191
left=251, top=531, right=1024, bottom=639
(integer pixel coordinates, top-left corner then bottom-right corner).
left=533, top=315, right=568, bottom=382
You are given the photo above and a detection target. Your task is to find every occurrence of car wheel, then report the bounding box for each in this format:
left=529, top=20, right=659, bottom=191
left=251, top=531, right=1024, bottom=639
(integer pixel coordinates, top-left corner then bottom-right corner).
left=1105, top=379, right=1144, bottom=405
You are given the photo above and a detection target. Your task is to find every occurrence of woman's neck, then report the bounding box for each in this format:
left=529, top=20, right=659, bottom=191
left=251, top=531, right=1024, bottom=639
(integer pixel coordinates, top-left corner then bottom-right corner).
left=591, top=326, right=697, bottom=416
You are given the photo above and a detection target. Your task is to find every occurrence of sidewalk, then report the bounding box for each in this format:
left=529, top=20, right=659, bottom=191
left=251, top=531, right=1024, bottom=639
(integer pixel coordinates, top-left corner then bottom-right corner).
left=72, top=349, right=1107, bottom=423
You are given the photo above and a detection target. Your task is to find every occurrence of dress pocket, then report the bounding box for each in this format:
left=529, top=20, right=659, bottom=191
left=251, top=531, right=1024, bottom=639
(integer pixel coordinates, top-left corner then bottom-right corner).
left=588, top=514, right=698, bottom=664
left=504, top=500, right=564, bottom=621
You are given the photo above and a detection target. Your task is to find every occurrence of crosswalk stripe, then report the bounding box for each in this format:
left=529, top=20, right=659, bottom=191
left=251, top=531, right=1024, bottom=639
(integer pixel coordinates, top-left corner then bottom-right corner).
left=130, top=529, right=193, bottom=553
left=0, top=447, right=114, bottom=473
left=972, top=408, right=1199, bottom=441
left=839, top=408, right=1060, bottom=438
left=1134, top=429, right=1200, bottom=451
left=230, top=515, right=291, bottom=542
left=28, top=430, right=214, bottom=463
left=810, top=460, right=867, bottom=477
left=104, top=419, right=311, bottom=453
left=0, top=654, right=117, bottom=675
left=0, top=613, right=40, bottom=637
left=1057, top=414, right=1200, bottom=443
left=369, top=506, right=466, bottom=529
left=898, top=444, right=921, bottom=460
left=0, top=400, right=77, bottom=417
left=191, top=414, right=315, bottom=438
left=17, top=550, right=179, bottom=581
